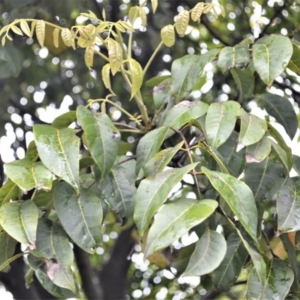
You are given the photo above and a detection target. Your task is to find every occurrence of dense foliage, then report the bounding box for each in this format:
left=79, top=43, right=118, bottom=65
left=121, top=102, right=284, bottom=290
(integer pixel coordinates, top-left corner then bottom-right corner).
left=0, top=0, right=300, bottom=299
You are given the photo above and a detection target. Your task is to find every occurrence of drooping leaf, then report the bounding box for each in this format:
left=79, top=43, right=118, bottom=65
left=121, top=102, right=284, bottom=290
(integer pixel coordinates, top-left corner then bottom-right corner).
left=191, top=2, right=205, bottom=22
left=98, top=165, right=136, bottom=222
left=0, top=200, right=38, bottom=249
left=0, top=231, right=17, bottom=272
left=288, top=43, right=300, bottom=75
left=202, top=167, right=258, bottom=242
left=107, top=38, right=123, bottom=75
left=151, top=0, right=158, bottom=13
left=134, top=163, right=198, bottom=236
left=244, top=152, right=286, bottom=203
left=238, top=108, right=267, bottom=150
left=253, top=35, right=293, bottom=86
left=32, top=219, right=76, bottom=292
left=36, top=20, right=46, bottom=47
left=145, top=199, right=218, bottom=257
left=84, top=44, right=95, bottom=69
left=174, top=9, right=189, bottom=37
left=54, top=182, right=103, bottom=253
left=247, top=259, right=293, bottom=300
left=183, top=229, right=226, bottom=277
left=205, top=101, right=240, bottom=149
left=61, top=28, right=73, bottom=47
left=0, top=179, right=19, bottom=206
left=161, top=25, right=175, bottom=47
left=161, top=100, right=208, bottom=137
left=212, top=232, right=248, bottom=291
left=277, top=178, right=300, bottom=232
left=77, top=106, right=120, bottom=181
left=101, top=63, right=111, bottom=91
left=33, top=125, right=80, bottom=192
left=20, top=20, right=31, bottom=37
left=230, top=67, right=254, bottom=102
left=51, top=111, right=77, bottom=129
left=128, top=6, right=139, bottom=26
left=129, top=58, right=143, bottom=99
left=256, top=94, right=298, bottom=140
left=171, top=50, right=219, bottom=102
left=53, top=28, right=60, bottom=48
left=143, top=141, right=184, bottom=178
left=135, top=126, right=169, bottom=175
left=246, top=137, right=271, bottom=163
left=5, top=160, right=53, bottom=192
left=218, top=39, right=250, bottom=72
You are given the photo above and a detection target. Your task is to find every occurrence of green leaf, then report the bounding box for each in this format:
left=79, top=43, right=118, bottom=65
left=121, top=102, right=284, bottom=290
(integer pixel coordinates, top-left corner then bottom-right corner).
left=217, top=39, right=250, bottom=72
left=33, top=125, right=80, bottom=192
left=32, top=219, right=76, bottom=292
left=0, top=179, right=19, bottom=206
left=129, top=58, right=143, bottom=99
left=247, top=259, right=293, bottom=300
left=202, top=167, right=258, bottom=242
left=244, top=153, right=286, bottom=203
left=171, top=50, right=219, bottom=102
left=52, top=111, right=77, bottom=129
left=153, top=78, right=172, bottom=109
left=238, top=108, right=267, bottom=150
left=5, top=160, right=53, bottom=192
left=287, top=43, right=300, bottom=75
left=230, top=67, right=254, bottom=102
left=253, top=35, right=293, bottom=86
left=98, top=165, right=136, bottom=222
left=205, top=101, right=240, bottom=149
left=143, top=141, right=184, bottom=178
left=54, top=182, right=103, bottom=253
left=134, top=163, right=198, bottom=236
left=77, top=106, right=120, bottom=181
left=136, top=126, right=169, bottom=175
left=256, top=94, right=298, bottom=139
left=245, top=137, right=271, bottom=163
left=160, top=100, right=208, bottom=138
left=183, top=229, right=226, bottom=277
left=212, top=233, right=248, bottom=291
left=277, top=178, right=300, bottom=232
left=293, top=155, right=300, bottom=176
left=145, top=199, right=218, bottom=257
left=268, top=123, right=293, bottom=172
left=0, top=200, right=38, bottom=249
left=35, top=270, right=77, bottom=299
left=161, top=25, right=175, bottom=47
left=0, top=231, right=17, bottom=272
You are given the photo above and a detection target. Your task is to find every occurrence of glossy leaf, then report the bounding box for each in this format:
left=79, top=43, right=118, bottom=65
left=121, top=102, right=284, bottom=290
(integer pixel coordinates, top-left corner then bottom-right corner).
left=143, top=141, right=183, bottom=178
left=51, top=111, right=77, bottom=129
left=36, top=20, right=45, bottom=47
left=238, top=108, right=267, bottom=150
left=253, top=35, right=293, bottom=86
left=33, top=219, right=76, bottom=292
left=244, top=153, right=286, bottom=203
left=135, top=126, right=169, bottom=175
left=107, top=38, right=123, bottom=75
left=256, top=93, right=298, bottom=139
left=98, top=165, right=136, bottom=222
left=171, top=50, right=219, bottom=102
left=134, top=163, right=198, bottom=236
left=161, top=25, right=175, bottom=47
left=129, top=58, right=143, bottom=99
left=33, top=125, right=80, bottom=191
left=77, top=106, right=120, bottom=181
left=174, top=9, right=189, bottom=37
left=247, top=259, right=293, bottom=300
left=205, top=101, right=240, bottom=149
left=202, top=167, right=258, bottom=242
left=5, top=160, right=53, bottom=192
left=0, top=231, right=17, bottom=272
left=145, top=199, right=218, bottom=257
left=212, top=233, right=248, bottom=291
left=277, top=178, right=300, bottom=232
left=183, top=229, right=226, bottom=276
left=0, top=179, right=19, bottom=206
left=0, top=200, right=38, bottom=249
left=230, top=67, right=254, bottom=102
left=54, top=182, right=103, bottom=253
left=218, top=39, right=250, bottom=72
left=160, top=100, right=208, bottom=138
left=246, top=137, right=271, bottom=163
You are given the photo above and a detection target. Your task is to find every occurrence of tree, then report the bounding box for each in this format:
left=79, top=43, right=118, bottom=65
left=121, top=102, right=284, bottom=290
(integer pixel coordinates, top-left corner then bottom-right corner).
left=0, top=0, right=300, bottom=299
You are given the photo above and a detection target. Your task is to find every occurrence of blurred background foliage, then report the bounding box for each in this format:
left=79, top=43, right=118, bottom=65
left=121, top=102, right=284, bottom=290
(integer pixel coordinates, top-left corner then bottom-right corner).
left=0, top=0, right=300, bottom=299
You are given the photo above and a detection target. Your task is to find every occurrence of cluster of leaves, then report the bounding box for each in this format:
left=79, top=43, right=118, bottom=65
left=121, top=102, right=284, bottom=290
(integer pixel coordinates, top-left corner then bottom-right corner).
left=0, top=0, right=300, bottom=299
